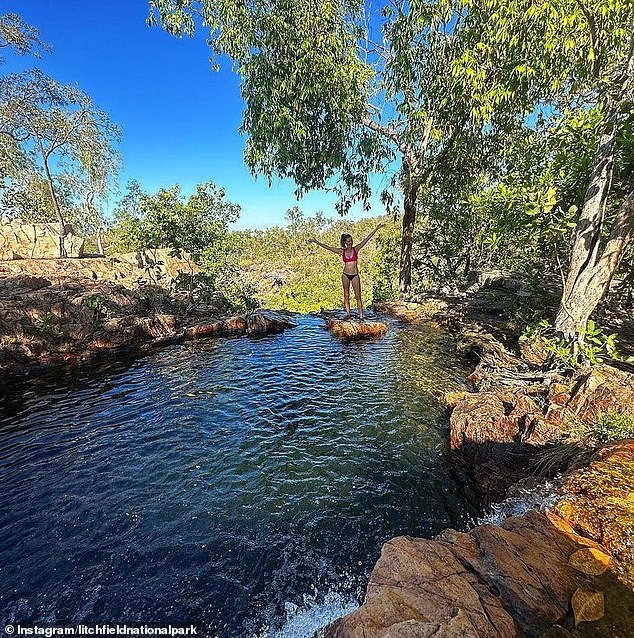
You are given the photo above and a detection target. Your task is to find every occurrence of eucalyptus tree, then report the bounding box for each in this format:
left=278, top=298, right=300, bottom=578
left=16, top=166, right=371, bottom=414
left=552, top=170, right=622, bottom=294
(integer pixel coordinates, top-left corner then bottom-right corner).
left=0, top=13, right=48, bottom=194
left=0, top=69, right=120, bottom=256
left=0, top=12, right=49, bottom=62
left=147, top=0, right=491, bottom=294
left=453, top=0, right=634, bottom=340
left=66, top=132, right=121, bottom=253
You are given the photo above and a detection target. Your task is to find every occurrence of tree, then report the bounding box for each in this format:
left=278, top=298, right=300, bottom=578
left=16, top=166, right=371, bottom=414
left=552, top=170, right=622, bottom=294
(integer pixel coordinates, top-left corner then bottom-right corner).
left=112, top=181, right=241, bottom=293
left=453, top=0, right=634, bottom=341
left=0, top=69, right=120, bottom=256
left=148, top=0, right=633, bottom=340
left=0, top=12, right=49, bottom=62
left=147, top=0, right=494, bottom=295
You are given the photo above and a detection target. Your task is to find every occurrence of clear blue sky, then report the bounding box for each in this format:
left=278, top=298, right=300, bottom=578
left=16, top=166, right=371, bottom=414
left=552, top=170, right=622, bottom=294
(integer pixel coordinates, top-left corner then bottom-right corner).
left=3, top=0, right=390, bottom=229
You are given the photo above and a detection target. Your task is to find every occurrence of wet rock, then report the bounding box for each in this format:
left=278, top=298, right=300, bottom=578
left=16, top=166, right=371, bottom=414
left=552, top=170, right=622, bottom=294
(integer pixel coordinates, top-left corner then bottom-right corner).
left=449, top=389, right=564, bottom=502
left=326, top=318, right=388, bottom=339
left=448, top=364, right=634, bottom=504
left=554, top=440, right=634, bottom=586
left=326, top=533, right=521, bottom=638
left=247, top=310, right=297, bottom=334
left=185, top=317, right=236, bottom=339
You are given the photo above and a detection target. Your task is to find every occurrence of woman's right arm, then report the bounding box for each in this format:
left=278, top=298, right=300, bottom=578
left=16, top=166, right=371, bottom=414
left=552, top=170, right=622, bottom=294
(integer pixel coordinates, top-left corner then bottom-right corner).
left=309, top=238, right=341, bottom=255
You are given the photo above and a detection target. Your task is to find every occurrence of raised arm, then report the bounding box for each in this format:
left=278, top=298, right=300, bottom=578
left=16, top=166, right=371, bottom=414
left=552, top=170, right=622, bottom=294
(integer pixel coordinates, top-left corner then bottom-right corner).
left=309, top=238, right=341, bottom=255
left=355, top=222, right=386, bottom=250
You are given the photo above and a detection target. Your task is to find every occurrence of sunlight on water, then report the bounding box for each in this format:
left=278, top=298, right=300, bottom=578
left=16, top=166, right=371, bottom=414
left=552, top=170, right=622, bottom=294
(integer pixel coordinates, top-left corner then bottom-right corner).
left=0, top=314, right=480, bottom=636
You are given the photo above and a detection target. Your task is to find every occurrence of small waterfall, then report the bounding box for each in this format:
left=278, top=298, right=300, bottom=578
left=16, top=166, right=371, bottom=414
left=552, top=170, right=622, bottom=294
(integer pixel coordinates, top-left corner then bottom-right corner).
left=478, top=477, right=562, bottom=526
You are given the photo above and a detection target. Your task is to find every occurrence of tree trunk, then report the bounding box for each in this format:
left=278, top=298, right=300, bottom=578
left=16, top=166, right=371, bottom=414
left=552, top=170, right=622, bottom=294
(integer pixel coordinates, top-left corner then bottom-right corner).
left=554, top=101, right=618, bottom=338
left=39, top=142, right=67, bottom=258
left=399, top=164, right=419, bottom=296
left=96, top=227, right=104, bottom=255
left=555, top=186, right=634, bottom=338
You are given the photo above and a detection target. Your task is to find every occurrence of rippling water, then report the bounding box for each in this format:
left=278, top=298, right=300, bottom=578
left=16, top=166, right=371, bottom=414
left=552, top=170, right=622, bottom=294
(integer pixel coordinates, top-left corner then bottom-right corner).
left=0, top=314, right=480, bottom=637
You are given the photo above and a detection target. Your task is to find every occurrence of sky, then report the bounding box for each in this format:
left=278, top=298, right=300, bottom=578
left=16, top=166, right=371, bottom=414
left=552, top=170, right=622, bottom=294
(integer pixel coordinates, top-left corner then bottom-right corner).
left=2, top=0, right=390, bottom=230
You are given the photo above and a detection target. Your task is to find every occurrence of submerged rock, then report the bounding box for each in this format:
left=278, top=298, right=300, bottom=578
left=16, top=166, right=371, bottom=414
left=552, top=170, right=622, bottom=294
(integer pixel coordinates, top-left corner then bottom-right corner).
left=326, top=318, right=388, bottom=339
left=247, top=310, right=297, bottom=334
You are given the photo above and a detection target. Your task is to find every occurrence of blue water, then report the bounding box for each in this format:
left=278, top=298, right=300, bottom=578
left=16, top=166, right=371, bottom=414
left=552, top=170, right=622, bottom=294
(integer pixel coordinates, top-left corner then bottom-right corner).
left=0, top=314, right=480, bottom=637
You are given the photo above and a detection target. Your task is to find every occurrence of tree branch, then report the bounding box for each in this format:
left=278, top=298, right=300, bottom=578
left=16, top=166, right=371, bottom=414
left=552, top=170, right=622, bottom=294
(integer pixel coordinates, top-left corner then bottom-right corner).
left=362, top=115, right=413, bottom=164
left=575, top=0, right=601, bottom=78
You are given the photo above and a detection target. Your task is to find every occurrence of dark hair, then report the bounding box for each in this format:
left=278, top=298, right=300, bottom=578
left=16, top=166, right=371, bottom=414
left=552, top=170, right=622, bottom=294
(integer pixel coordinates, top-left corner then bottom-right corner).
left=340, top=233, right=352, bottom=247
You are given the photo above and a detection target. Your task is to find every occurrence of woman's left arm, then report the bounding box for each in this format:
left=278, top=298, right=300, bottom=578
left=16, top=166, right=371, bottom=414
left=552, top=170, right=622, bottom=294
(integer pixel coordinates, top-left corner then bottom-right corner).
left=355, top=222, right=386, bottom=250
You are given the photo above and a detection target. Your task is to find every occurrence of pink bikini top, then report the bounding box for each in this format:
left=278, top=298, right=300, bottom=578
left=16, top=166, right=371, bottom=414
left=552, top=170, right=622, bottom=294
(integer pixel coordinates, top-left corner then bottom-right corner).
left=342, top=248, right=358, bottom=263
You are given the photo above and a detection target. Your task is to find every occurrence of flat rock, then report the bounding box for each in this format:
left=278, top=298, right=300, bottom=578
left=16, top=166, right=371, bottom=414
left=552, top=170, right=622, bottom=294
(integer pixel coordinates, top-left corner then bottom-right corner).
left=326, top=318, right=388, bottom=339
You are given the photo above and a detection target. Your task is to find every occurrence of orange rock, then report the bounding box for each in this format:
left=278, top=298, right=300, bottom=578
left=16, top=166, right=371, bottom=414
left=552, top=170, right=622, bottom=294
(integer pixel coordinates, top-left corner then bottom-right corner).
left=568, top=548, right=611, bottom=575
left=326, top=319, right=387, bottom=339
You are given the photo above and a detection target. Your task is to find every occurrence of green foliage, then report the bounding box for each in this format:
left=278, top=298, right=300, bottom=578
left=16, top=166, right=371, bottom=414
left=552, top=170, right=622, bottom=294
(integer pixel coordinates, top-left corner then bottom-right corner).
left=149, top=0, right=376, bottom=210
left=233, top=208, right=390, bottom=312
left=82, top=294, right=117, bottom=322
left=0, top=68, right=120, bottom=252
left=0, top=12, right=49, bottom=62
left=519, top=319, right=623, bottom=370
left=371, top=224, right=400, bottom=301
left=34, top=311, right=62, bottom=341
left=595, top=412, right=634, bottom=444
left=111, top=180, right=255, bottom=311
left=111, top=181, right=239, bottom=261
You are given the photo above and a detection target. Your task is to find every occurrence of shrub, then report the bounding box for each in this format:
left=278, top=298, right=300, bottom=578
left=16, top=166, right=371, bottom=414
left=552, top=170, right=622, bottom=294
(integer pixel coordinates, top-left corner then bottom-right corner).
left=594, top=412, right=634, bottom=444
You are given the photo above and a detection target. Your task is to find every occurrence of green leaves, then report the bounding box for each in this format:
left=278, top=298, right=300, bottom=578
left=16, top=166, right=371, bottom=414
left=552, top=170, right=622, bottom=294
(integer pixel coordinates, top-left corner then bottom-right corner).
left=111, top=180, right=241, bottom=265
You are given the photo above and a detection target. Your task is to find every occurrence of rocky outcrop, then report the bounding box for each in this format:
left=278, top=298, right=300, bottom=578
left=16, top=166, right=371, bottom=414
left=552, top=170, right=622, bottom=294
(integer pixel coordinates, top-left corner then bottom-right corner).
left=373, top=299, right=450, bottom=323
left=0, top=221, right=85, bottom=259
left=444, top=365, right=634, bottom=504
left=0, top=248, right=197, bottom=288
left=184, top=311, right=297, bottom=339
left=326, top=318, right=388, bottom=339
left=0, top=255, right=295, bottom=373
left=554, top=441, right=634, bottom=587
left=325, top=441, right=634, bottom=638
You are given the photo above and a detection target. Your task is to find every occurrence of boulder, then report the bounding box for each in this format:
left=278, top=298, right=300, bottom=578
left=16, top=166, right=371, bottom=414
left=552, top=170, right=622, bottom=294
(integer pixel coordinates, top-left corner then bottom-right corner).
left=0, top=221, right=84, bottom=259
left=448, top=365, right=634, bottom=503
left=247, top=310, right=297, bottom=334
left=373, top=299, right=449, bottom=322
left=449, top=389, right=565, bottom=502
left=0, top=249, right=196, bottom=289
left=558, top=365, right=634, bottom=424
left=326, top=318, right=388, bottom=339
left=325, top=441, right=634, bottom=638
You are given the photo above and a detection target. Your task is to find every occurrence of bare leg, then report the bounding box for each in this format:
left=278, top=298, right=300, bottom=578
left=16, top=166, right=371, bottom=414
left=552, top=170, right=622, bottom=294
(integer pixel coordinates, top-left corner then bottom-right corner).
left=351, top=275, right=363, bottom=320
left=341, top=274, right=351, bottom=318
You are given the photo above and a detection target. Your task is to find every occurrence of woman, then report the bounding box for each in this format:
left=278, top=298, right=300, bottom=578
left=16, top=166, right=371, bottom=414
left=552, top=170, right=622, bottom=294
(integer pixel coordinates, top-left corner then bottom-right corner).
left=310, top=222, right=385, bottom=320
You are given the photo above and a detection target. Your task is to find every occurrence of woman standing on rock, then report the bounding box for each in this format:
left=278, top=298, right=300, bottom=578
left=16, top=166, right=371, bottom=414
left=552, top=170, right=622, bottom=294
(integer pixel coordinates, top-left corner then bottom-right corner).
left=310, top=222, right=385, bottom=320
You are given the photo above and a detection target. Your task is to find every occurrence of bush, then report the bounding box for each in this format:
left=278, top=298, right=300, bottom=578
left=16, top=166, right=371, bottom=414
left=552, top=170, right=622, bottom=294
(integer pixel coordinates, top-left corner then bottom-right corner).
left=595, top=412, right=634, bottom=444
left=519, top=319, right=622, bottom=370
